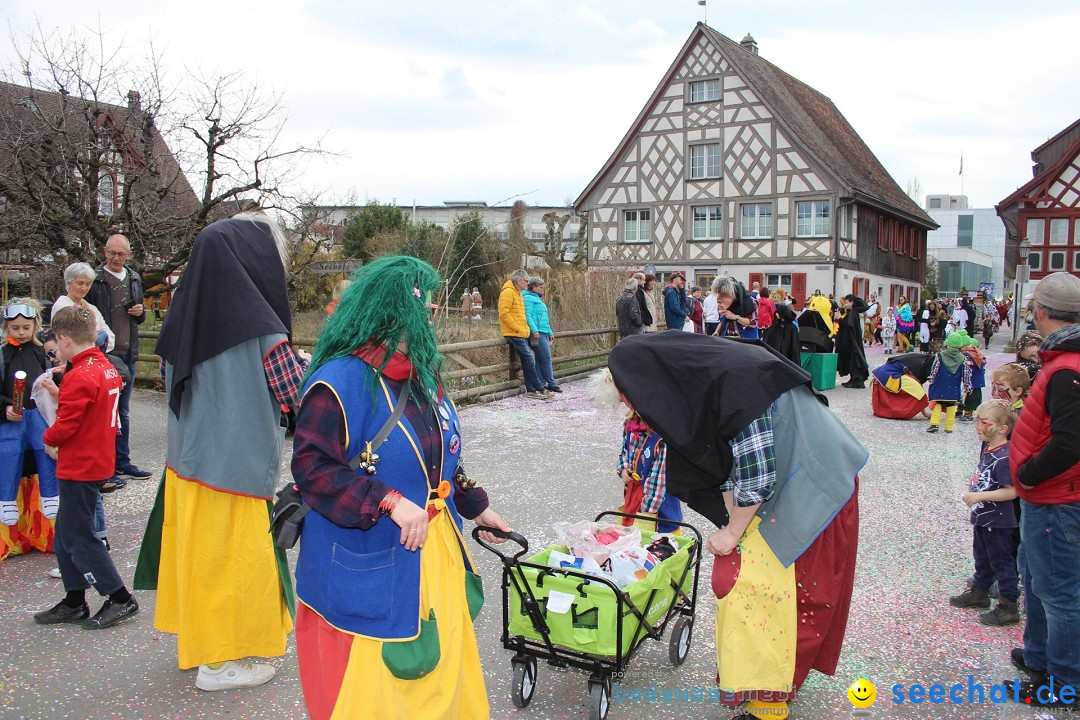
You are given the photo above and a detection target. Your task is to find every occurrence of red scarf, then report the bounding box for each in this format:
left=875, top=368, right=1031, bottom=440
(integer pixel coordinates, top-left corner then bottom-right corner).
left=352, top=343, right=444, bottom=401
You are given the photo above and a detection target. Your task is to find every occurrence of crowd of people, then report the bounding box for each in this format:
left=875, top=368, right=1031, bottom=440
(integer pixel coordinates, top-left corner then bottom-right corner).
left=5, top=225, right=1080, bottom=718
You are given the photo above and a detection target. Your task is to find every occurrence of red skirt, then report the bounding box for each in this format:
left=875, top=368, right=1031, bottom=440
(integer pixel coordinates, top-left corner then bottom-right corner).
left=872, top=382, right=928, bottom=420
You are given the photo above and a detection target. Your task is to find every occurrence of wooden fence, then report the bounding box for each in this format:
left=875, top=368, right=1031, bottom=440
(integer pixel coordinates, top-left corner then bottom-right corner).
left=134, top=326, right=619, bottom=403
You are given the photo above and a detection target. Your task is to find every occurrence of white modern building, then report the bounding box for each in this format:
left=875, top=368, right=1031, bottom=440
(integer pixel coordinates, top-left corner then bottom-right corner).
left=925, top=195, right=1007, bottom=298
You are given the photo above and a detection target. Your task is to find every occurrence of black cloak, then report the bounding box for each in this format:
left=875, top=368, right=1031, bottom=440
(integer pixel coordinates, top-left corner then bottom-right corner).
left=608, top=332, right=811, bottom=528
left=765, top=304, right=802, bottom=366
left=835, top=298, right=869, bottom=380
left=156, top=217, right=292, bottom=417
left=891, top=352, right=934, bottom=384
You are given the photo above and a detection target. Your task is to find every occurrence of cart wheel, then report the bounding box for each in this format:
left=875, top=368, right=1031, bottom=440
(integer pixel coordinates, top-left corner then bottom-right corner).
left=669, top=615, right=693, bottom=666
left=588, top=678, right=610, bottom=720
left=511, top=657, right=537, bottom=708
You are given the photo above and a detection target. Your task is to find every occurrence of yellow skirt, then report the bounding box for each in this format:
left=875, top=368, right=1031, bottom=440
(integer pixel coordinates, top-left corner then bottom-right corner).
left=296, top=504, right=489, bottom=720
left=154, top=468, right=292, bottom=669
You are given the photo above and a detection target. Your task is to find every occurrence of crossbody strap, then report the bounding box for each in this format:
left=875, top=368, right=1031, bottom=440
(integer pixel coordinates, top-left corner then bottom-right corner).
left=348, top=379, right=412, bottom=471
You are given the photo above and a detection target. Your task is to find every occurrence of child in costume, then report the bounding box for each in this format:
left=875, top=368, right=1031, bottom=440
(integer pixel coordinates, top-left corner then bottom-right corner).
left=958, top=331, right=986, bottom=422
left=617, top=411, right=683, bottom=534
left=881, top=307, right=896, bottom=354
left=895, top=300, right=914, bottom=352
left=926, top=331, right=973, bottom=434
left=0, top=299, right=58, bottom=561
left=991, top=363, right=1030, bottom=416
left=948, top=400, right=1019, bottom=626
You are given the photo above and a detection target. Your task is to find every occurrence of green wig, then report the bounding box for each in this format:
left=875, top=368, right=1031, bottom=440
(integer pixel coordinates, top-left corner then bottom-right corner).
left=306, top=255, right=444, bottom=396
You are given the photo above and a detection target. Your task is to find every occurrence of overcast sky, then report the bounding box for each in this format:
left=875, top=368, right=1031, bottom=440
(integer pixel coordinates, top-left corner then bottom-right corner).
left=4, top=1, right=1078, bottom=211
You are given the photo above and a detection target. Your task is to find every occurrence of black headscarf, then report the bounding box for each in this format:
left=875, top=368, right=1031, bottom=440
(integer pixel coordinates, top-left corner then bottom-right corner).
left=764, top=304, right=802, bottom=366
left=156, top=217, right=291, bottom=417
left=608, top=332, right=810, bottom=528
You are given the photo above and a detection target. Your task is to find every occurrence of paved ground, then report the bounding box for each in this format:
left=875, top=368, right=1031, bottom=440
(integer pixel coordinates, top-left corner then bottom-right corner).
left=0, top=330, right=1064, bottom=719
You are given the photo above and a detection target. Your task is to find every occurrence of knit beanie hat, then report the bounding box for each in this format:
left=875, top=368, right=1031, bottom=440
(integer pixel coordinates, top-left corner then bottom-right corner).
left=945, top=331, right=966, bottom=349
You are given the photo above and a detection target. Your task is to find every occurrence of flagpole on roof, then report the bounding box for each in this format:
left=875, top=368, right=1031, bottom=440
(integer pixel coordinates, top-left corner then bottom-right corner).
left=698, top=0, right=707, bottom=25
left=959, top=151, right=964, bottom=197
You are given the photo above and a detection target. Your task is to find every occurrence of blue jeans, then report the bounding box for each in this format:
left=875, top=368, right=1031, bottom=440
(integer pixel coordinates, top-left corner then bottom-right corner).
left=533, top=334, right=557, bottom=389
left=1019, top=500, right=1080, bottom=685
left=115, top=352, right=138, bottom=468
left=505, top=337, right=544, bottom=392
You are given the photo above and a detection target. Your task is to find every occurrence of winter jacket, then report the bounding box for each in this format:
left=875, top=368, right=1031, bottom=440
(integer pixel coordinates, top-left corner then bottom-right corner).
left=87, top=264, right=146, bottom=355
left=522, top=290, right=553, bottom=335
left=41, top=346, right=122, bottom=481
left=1011, top=326, right=1080, bottom=501
left=635, top=286, right=653, bottom=327
left=498, top=280, right=530, bottom=338
left=663, top=284, right=689, bottom=330
left=616, top=290, right=644, bottom=338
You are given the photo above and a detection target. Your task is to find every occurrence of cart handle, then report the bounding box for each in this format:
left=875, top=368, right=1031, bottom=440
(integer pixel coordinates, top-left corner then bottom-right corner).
left=471, top=525, right=530, bottom=560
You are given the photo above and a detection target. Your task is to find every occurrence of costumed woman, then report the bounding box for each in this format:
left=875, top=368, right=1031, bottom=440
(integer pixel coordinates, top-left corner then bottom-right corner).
left=135, top=214, right=310, bottom=691
left=895, top=297, right=915, bottom=352
left=764, top=303, right=801, bottom=366
left=835, top=294, right=870, bottom=388
left=0, top=299, right=57, bottom=560
left=291, top=255, right=511, bottom=720
left=608, top=332, right=865, bottom=720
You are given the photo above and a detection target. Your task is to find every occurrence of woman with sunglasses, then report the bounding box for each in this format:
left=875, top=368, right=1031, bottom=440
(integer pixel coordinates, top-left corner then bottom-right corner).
left=52, top=263, right=114, bottom=354
left=0, top=299, right=58, bottom=561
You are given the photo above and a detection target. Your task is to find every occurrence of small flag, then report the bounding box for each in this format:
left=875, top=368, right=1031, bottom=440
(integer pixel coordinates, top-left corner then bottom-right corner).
left=698, top=0, right=706, bottom=5
left=958, top=153, right=963, bottom=176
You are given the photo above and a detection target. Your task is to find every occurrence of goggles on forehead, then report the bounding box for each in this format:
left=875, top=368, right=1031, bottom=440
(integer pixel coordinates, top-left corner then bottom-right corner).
left=3, top=303, right=37, bottom=321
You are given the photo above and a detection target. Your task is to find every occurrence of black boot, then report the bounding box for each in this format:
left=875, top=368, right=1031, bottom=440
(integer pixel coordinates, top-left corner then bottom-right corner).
left=949, top=587, right=991, bottom=608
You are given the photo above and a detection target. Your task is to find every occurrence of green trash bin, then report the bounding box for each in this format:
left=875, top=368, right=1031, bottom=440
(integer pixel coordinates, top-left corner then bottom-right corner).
left=800, top=352, right=838, bottom=391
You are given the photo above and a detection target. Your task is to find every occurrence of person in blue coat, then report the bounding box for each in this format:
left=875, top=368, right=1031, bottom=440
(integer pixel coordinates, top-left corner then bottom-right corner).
left=523, top=278, right=560, bottom=393
left=663, top=272, right=689, bottom=330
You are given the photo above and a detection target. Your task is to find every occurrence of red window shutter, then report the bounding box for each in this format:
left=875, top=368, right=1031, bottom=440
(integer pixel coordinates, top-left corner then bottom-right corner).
left=791, top=273, right=807, bottom=308
left=852, top=277, right=859, bottom=296
left=749, top=272, right=764, bottom=291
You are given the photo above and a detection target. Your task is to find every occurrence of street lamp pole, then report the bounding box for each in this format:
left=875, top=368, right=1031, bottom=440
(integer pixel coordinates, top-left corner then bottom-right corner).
left=1006, top=238, right=1032, bottom=354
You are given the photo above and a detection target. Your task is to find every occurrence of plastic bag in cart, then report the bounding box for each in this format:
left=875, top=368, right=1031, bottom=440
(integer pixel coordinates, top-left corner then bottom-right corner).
left=552, top=521, right=641, bottom=565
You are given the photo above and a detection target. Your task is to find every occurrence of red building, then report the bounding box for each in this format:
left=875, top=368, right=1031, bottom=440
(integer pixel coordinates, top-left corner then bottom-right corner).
left=997, top=118, right=1080, bottom=285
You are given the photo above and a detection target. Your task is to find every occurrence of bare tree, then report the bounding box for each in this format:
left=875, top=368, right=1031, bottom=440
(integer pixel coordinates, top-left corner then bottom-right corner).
left=905, top=176, right=923, bottom=206
left=0, top=24, right=331, bottom=294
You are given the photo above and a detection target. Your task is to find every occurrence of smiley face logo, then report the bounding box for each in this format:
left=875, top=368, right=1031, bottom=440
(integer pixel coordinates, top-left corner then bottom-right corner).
left=847, top=678, right=876, bottom=708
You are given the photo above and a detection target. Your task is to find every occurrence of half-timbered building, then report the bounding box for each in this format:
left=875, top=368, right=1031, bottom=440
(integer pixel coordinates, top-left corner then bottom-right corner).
left=575, top=24, right=937, bottom=307
left=997, top=117, right=1080, bottom=285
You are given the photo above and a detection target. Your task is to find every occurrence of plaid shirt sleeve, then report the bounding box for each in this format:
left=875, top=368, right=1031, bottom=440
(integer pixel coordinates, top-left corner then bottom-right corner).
left=291, top=383, right=392, bottom=529
left=641, top=438, right=668, bottom=514
left=617, top=430, right=634, bottom=476
left=262, top=340, right=308, bottom=406
left=728, top=408, right=776, bottom=507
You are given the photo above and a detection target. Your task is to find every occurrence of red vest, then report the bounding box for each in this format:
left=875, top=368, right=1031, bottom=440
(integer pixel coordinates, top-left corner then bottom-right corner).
left=1011, top=348, right=1080, bottom=504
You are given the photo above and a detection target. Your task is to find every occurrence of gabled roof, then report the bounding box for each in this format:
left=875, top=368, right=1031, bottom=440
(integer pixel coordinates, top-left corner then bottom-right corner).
left=1032, top=117, right=1080, bottom=172
left=997, top=123, right=1080, bottom=211
left=576, top=23, right=936, bottom=230
left=0, top=80, right=199, bottom=227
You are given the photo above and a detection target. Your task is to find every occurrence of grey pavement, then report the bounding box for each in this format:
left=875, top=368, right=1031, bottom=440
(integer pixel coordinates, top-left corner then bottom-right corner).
left=0, top=331, right=1061, bottom=719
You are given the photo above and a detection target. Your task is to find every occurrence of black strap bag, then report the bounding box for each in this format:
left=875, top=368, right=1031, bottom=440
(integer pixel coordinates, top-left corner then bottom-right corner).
left=270, top=380, right=410, bottom=550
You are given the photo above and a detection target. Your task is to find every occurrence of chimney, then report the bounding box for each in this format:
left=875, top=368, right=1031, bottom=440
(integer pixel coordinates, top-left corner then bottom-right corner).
left=127, top=90, right=141, bottom=110
left=740, top=33, right=759, bottom=55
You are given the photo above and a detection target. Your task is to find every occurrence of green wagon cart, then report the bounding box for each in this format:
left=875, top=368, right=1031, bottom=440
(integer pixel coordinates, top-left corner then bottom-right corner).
left=473, top=512, right=703, bottom=720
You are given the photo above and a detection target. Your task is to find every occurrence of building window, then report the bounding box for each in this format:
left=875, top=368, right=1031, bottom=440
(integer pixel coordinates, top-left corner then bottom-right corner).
left=1026, top=217, right=1045, bottom=244
left=957, top=214, right=973, bottom=248
left=623, top=209, right=651, bottom=243
left=695, top=269, right=717, bottom=290
left=98, top=172, right=115, bottom=216
left=1074, top=251, right=1080, bottom=271
left=689, top=79, right=720, bottom=103
left=1028, top=251, right=1042, bottom=270
left=740, top=203, right=773, bottom=239
left=766, top=273, right=792, bottom=288
left=1050, top=218, right=1070, bottom=245
left=691, top=205, right=722, bottom=241
left=795, top=200, right=830, bottom=237
left=929, top=198, right=941, bottom=209
left=1050, top=251, right=1067, bottom=271
left=689, top=144, right=721, bottom=180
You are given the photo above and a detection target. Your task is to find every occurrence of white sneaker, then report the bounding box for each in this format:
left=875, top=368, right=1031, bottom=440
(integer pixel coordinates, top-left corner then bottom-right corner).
left=48, top=567, right=63, bottom=579
left=195, top=660, right=276, bottom=691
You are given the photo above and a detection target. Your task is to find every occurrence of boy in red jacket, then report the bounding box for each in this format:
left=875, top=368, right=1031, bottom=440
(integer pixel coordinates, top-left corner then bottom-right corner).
left=35, top=306, right=138, bottom=629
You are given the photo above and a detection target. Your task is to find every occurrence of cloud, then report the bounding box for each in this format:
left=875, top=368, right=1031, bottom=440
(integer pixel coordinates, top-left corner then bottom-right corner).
left=441, top=66, right=478, bottom=100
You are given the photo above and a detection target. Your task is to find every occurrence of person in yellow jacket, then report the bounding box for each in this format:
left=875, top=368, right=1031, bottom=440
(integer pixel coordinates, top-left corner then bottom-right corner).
left=499, top=269, right=549, bottom=400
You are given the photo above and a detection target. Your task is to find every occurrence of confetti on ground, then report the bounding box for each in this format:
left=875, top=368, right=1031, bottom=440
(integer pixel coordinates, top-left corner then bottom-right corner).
left=0, top=334, right=1051, bottom=718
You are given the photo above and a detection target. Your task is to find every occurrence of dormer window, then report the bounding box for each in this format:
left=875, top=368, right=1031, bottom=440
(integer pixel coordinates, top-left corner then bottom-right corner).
left=689, top=79, right=720, bottom=103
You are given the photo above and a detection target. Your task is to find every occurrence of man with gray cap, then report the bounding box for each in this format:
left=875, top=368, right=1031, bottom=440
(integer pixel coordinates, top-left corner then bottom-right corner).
left=1006, top=271, right=1080, bottom=707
